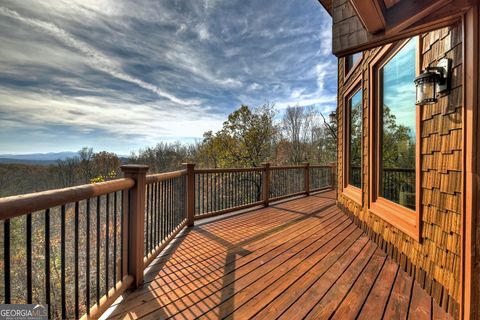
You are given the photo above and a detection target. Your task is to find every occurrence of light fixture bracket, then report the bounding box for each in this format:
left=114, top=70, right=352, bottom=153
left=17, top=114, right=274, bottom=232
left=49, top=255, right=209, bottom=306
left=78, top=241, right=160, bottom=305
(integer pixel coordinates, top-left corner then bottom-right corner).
left=431, top=58, right=451, bottom=97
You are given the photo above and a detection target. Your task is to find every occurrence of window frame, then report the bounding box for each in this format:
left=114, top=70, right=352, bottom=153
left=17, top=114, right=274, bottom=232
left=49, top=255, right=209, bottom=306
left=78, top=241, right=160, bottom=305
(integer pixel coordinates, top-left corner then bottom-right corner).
left=368, top=37, right=422, bottom=241
left=343, top=74, right=363, bottom=205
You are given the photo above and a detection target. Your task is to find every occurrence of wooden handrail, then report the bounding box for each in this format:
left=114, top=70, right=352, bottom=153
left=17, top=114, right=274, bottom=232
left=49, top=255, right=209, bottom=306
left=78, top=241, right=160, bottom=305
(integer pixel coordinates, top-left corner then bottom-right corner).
left=270, top=165, right=308, bottom=170
left=146, top=169, right=188, bottom=184
left=194, top=167, right=265, bottom=173
left=0, top=178, right=135, bottom=220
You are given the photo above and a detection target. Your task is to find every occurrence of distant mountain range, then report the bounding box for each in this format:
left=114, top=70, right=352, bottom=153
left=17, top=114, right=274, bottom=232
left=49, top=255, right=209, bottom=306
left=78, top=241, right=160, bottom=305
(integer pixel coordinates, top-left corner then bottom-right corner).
left=0, top=152, right=79, bottom=161
left=0, top=152, right=129, bottom=165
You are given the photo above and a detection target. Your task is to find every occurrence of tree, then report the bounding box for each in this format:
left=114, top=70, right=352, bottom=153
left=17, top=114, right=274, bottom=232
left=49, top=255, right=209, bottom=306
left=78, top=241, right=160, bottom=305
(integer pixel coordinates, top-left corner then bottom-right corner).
left=91, top=151, right=120, bottom=182
left=78, top=147, right=94, bottom=183
left=129, top=142, right=196, bottom=173
left=198, top=104, right=278, bottom=168
left=281, top=105, right=313, bottom=164
left=55, top=157, right=79, bottom=188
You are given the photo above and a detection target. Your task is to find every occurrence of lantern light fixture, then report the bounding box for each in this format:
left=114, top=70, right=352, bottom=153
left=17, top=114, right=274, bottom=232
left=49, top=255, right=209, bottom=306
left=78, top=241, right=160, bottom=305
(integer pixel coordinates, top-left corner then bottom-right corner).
left=414, top=58, right=451, bottom=105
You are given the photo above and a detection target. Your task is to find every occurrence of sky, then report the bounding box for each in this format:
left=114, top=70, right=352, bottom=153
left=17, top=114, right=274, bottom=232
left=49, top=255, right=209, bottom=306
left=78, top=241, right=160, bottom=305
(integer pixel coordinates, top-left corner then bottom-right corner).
left=0, top=0, right=337, bottom=155
left=382, top=38, right=417, bottom=136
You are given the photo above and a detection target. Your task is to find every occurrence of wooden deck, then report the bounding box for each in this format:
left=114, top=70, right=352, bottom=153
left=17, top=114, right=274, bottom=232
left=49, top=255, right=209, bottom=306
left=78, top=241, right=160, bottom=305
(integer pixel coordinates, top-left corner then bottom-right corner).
left=106, top=190, right=452, bottom=320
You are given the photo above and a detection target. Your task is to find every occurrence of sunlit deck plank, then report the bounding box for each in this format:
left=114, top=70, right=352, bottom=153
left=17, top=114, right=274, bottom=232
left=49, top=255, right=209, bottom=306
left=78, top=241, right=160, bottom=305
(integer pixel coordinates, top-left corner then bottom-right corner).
left=106, top=190, right=452, bottom=320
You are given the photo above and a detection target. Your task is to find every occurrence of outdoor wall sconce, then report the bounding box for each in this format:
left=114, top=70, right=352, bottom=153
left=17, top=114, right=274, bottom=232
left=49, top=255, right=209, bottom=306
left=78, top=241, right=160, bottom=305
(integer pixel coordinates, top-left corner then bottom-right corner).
left=414, top=58, right=451, bottom=105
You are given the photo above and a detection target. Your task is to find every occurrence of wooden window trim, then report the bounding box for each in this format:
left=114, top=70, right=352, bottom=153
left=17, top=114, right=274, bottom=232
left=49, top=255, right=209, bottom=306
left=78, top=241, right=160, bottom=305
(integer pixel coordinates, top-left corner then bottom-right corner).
left=342, top=74, right=363, bottom=205
left=368, top=37, right=422, bottom=241
left=344, top=52, right=363, bottom=83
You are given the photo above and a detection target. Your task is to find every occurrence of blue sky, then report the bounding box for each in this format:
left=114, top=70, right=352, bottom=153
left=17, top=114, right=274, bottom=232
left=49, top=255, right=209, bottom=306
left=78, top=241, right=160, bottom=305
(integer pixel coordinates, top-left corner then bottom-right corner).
left=0, top=0, right=336, bottom=155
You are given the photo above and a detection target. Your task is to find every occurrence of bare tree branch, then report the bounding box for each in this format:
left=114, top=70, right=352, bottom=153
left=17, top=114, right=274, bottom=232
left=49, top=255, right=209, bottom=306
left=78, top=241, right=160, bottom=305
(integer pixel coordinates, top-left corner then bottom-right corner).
left=320, top=112, right=337, bottom=140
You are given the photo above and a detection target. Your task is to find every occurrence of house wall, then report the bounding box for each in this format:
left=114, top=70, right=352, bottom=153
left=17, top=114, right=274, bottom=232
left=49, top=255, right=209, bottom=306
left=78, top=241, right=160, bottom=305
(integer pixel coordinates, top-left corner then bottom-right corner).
left=336, top=21, right=463, bottom=318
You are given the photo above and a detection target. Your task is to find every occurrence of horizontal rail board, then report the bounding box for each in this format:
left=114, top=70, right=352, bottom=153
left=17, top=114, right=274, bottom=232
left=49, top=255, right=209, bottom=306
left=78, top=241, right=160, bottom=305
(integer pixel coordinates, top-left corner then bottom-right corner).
left=270, top=165, right=307, bottom=170
left=194, top=167, right=264, bottom=173
left=0, top=178, right=135, bottom=220
left=146, top=170, right=187, bottom=184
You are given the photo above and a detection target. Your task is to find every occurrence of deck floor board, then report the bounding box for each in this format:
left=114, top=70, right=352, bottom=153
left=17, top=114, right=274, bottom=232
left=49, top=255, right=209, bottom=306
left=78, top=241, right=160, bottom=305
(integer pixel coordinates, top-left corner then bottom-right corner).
left=106, top=190, right=452, bottom=320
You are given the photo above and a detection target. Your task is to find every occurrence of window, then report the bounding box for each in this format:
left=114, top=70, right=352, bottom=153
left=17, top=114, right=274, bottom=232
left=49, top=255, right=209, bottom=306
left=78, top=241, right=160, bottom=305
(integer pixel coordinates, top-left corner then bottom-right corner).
left=348, top=89, right=362, bottom=188
left=369, top=37, right=420, bottom=240
left=380, top=39, right=416, bottom=210
left=345, top=52, right=362, bottom=75
left=343, top=76, right=363, bottom=204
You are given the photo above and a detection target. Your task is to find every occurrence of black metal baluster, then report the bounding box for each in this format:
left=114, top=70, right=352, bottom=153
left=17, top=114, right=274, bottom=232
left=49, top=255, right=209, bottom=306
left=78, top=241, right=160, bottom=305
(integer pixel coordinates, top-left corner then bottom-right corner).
left=195, top=174, right=199, bottom=216
left=86, top=199, right=90, bottom=314
left=168, top=179, right=173, bottom=235
left=202, top=174, right=205, bottom=214
left=74, top=202, right=80, bottom=319
left=113, top=192, right=117, bottom=284
left=234, top=172, right=237, bottom=207
left=120, top=191, right=125, bottom=278
left=44, top=209, right=50, bottom=317
left=96, top=196, right=100, bottom=304
left=61, top=204, right=66, bottom=319
left=150, top=184, right=154, bottom=249
left=4, top=219, right=10, bottom=304
left=160, top=181, right=164, bottom=241
left=157, top=182, right=161, bottom=244
left=175, top=178, right=178, bottom=227
left=105, top=194, right=110, bottom=296
left=145, top=185, right=150, bottom=256
left=152, top=183, right=156, bottom=249
left=26, top=213, right=32, bottom=304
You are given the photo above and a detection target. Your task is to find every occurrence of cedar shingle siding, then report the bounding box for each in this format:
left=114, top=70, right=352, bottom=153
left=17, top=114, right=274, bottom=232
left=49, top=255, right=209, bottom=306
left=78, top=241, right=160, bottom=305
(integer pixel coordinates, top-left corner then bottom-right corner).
left=337, top=22, right=463, bottom=319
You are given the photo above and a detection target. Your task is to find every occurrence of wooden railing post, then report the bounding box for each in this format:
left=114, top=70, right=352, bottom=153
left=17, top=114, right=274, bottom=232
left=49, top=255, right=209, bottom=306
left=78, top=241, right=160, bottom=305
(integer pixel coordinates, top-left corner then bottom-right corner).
left=184, top=163, right=196, bottom=227
left=262, top=162, right=271, bottom=206
left=120, top=164, right=148, bottom=288
left=329, top=162, right=337, bottom=189
left=303, top=162, right=310, bottom=196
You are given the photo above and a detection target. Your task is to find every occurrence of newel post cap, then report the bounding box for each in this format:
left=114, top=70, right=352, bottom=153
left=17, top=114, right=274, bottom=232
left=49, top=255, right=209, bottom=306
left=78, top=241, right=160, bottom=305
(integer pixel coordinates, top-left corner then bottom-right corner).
left=120, top=164, right=149, bottom=174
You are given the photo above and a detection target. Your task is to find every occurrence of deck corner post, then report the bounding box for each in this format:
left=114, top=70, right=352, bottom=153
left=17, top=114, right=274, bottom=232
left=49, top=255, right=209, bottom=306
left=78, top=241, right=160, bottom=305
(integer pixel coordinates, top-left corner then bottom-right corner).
left=303, top=162, right=310, bottom=196
left=120, top=164, right=149, bottom=288
left=183, top=163, right=196, bottom=227
left=262, top=162, right=271, bottom=206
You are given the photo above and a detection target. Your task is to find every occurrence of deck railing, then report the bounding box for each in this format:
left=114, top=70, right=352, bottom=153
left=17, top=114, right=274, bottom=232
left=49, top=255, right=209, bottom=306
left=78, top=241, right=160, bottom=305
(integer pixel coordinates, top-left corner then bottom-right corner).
left=0, top=162, right=335, bottom=319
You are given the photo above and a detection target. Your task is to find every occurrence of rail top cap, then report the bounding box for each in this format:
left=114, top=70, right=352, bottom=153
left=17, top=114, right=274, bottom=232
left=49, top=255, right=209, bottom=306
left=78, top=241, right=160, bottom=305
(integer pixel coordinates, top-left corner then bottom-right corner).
left=120, top=164, right=149, bottom=173
left=182, top=162, right=196, bottom=167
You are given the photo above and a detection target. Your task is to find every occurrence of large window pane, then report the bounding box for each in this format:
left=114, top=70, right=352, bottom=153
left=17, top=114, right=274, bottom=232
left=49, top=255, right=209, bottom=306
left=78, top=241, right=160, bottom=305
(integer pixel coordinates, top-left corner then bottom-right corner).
left=349, top=89, right=362, bottom=188
left=380, top=39, right=416, bottom=210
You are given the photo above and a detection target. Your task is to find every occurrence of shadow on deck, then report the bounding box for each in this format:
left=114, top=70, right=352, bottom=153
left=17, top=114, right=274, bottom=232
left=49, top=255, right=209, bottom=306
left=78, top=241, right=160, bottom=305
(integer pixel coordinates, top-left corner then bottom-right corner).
left=104, top=190, right=452, bottom=320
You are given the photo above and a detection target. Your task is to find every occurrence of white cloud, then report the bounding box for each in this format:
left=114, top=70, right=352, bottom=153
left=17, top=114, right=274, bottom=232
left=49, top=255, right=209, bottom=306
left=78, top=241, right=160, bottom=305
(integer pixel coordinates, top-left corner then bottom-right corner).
left=0, top=88, right=224, bottom=142
left=0, top=6, right=199, bottom=106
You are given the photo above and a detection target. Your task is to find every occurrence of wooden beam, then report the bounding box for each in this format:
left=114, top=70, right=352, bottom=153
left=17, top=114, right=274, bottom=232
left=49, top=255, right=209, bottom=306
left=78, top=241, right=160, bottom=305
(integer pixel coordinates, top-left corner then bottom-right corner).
left=384, top=0, right=452, bottom=35
left=350, top=0, right=386, bottom=33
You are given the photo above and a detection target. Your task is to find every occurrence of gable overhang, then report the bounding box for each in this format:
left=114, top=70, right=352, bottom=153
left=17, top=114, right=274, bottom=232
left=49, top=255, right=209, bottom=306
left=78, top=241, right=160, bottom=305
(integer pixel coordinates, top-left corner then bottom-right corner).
left=328, top=0, right=476, bottom=57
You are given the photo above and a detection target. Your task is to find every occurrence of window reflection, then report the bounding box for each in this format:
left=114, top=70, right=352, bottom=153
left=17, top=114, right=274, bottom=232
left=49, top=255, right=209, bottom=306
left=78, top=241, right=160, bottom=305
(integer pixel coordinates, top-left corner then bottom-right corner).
left=349, top=89, right=362, bottom=188
left=346, top=52, right=362, bottom=74
left=380, top=39, right=416, bottom=210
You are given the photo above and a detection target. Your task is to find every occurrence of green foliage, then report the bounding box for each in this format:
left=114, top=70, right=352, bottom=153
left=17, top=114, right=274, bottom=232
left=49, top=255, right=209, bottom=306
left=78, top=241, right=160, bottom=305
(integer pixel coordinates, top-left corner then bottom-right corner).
left=197, top=104, right=278, bottom=168
left=382, top=106, right=416, bottom=169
